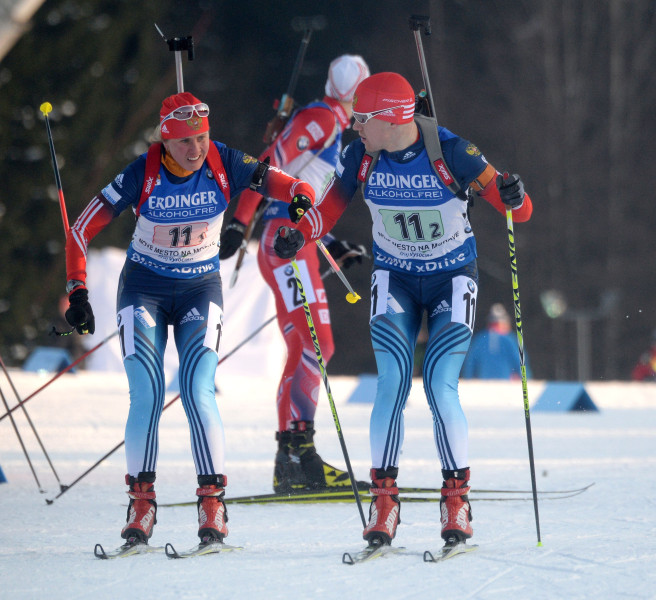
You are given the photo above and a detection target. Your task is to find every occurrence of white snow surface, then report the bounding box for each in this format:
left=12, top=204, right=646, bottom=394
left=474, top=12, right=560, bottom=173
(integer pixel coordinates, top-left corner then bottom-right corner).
left=1, top=371, right=655, bottom=599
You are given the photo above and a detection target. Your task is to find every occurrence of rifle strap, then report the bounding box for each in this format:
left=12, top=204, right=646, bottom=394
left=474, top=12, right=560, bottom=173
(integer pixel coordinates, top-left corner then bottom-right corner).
left=357, top=115, right=467, bottom=202
left=136, top=143, right=230, bottom=217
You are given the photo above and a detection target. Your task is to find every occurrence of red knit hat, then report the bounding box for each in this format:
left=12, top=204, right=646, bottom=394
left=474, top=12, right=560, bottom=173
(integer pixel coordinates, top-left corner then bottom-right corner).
left=159, top=92, right=210, bottom=139
left=352, top=72, right=416, bottom=124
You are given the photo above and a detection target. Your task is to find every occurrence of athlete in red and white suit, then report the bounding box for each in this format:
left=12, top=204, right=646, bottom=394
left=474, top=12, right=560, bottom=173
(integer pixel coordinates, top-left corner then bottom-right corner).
left=219, top=55, right=370, bottom=492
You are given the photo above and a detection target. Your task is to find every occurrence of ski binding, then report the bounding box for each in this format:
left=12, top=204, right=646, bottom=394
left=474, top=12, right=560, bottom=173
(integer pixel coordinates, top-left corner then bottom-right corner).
left=165, top=539, right=243, bottom=559
left=94, top=538, right=163, bottom=559
left=423, top=537, right=478, bottom=563
left=343, top=540, right=405, bottom=564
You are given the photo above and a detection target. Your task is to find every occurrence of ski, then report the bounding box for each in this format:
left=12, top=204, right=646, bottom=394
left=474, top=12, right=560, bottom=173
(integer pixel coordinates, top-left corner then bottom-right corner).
left=165, top=540, right=243, bottom=559
left=94, top=540, right=164, bottom=559
left=423, top=540, right=478, bottom=563
left=160, top=482, right=594, bottom=507
left=343, top=543, right=405, bottom=565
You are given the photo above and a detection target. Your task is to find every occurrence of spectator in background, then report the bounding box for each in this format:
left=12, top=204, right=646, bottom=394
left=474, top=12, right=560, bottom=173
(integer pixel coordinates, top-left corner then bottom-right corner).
left=461, top=303, right=530, bottom=380
left=631, top=329, right=656, bottom=381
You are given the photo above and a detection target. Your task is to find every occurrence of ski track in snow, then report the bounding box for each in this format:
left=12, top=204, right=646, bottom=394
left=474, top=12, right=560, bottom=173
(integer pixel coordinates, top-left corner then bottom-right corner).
left=1, top=372, right=655, bottom=599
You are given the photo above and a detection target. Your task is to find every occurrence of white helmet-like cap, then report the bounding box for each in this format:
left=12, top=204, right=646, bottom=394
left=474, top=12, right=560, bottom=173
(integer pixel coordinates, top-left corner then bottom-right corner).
left=325, top=54, right=370, bottom=102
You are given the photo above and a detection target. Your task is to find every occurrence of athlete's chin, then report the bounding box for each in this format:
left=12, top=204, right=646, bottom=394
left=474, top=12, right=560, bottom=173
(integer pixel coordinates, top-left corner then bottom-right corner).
left=187, top=157, right=206, bottom=171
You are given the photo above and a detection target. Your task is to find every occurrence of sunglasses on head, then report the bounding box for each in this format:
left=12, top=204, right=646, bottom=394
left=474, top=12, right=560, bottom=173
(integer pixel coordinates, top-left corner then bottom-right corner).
left=352, top=104, right=404, bottom=125
left=161, top=103, right=210, bottom=123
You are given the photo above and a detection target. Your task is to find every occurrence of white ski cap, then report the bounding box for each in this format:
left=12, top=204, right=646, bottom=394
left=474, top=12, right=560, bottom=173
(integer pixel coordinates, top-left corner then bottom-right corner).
left=325, top=54, right=370, bottom=102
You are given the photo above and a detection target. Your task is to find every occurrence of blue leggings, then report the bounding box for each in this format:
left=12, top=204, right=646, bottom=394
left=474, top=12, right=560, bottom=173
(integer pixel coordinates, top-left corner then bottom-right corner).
left=368, top=263, right=478, bottom=472
left=117, top=261, right=224, bottom=478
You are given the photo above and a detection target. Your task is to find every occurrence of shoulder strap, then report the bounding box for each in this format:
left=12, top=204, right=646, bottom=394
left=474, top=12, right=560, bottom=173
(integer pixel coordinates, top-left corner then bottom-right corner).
left=136, top=142, right=231, bottom=217
left=136, top=144, right=163, bottom=217
left=206, top=142, right=231, bottom=202
left=356, top=116, right=467, bottom=202
left=357, top=150, right=380, bottom=197
left=414, top=114, right=467, bottom=200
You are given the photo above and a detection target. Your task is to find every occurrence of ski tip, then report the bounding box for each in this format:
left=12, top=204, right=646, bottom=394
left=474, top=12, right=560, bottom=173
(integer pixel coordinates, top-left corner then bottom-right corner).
left=342, top=552, right=355, bottom=565
left=94, top=544, right=108, bottom=559
left=164, top=542, right=179, bottom=559
left=423, top=550, right=436, bottom=562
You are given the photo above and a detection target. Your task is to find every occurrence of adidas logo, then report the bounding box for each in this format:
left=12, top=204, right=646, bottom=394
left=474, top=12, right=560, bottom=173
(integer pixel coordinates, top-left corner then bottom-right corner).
left=180, top=308, right=204, bottom=325
left=402, top=151, right=416, bottom=161
left=431, top=300, right=451, bottom=316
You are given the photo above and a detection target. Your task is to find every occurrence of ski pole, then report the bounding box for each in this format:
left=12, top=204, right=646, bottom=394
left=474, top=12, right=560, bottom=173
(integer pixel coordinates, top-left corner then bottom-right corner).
left=0, top=352, right=66, bottom=491
left=505, top=190, right=542, bottom=546
left=0, top=330, right=118, bottom=424
left=45, top=392, right=181, bottom=504
left=42, top=264, right=349, bottom=501
left=316, top=240, right=362, bottom=304
left=0, top=383, right=44, bottom=492
left=43, top=312, right=279, bottom=504
left=39, top=102, right=70, bottom=236
left=229, top=157, right=272, bottom=289
left=228, top=199, right=271, bottom=289
left=289, top=256, right=367, bottom=528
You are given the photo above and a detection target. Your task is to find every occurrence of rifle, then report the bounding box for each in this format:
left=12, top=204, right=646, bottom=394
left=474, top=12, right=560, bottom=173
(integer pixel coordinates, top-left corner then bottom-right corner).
left=154, top=24, right=194, bottom=93
left=262, top=15, right=326, bottom=144
left=230, top=16, right=325, bottom=288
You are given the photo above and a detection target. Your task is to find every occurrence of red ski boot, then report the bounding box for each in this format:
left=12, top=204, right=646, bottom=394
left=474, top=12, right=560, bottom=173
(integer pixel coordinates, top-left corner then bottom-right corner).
left=362, top=467, right=401, bottom=545
left=440, top=468, right=473, bottom=542
left=121, top=472, right=157, bottom=543
left=197, top=475, right=229, bottom=543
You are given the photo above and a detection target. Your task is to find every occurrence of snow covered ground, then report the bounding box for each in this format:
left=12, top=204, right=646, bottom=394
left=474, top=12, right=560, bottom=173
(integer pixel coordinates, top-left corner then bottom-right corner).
left=1, top=370, right=655, bottom=599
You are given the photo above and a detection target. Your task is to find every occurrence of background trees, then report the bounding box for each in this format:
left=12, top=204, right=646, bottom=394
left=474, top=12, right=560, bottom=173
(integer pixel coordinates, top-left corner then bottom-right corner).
left=1, top=0, right=654, bottom=381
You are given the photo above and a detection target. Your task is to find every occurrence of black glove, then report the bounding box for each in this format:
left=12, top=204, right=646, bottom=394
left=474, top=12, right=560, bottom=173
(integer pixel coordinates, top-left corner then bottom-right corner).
left=274, top=226, right=305, bottom=259
left=65, top=288, right=95, bottom=335
left=496, top=173, right=525, bottom=208
left=288, top=194, right=312, bottom=224
left=219, top=218, right=246, bottom=259
left=325, top=239, right=368, bottom=270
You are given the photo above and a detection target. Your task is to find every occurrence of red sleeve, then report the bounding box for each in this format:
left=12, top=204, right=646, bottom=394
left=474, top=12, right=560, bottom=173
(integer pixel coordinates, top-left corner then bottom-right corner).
left=260, top=165, right=315, bottom=206
left=273, top=107, right=337, bottom=166
left=477, top=171, right=533, bottom=223
left=65, top=196, right=115, bottom=284
left=233, top=106, right=336, bottom=226
left=295, top=175, right=350, bottom=241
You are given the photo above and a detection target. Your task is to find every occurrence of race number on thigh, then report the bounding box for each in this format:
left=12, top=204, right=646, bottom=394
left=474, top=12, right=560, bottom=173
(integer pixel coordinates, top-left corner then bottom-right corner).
left=370, top=269, right=400, bottom=321
left=450, top=275, right=478, bottom=332
left=116, top=304, right=157, bottom=360
left=202, top=301, right=223, bottom=355
left=273, top=259, right=317, bottom=313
